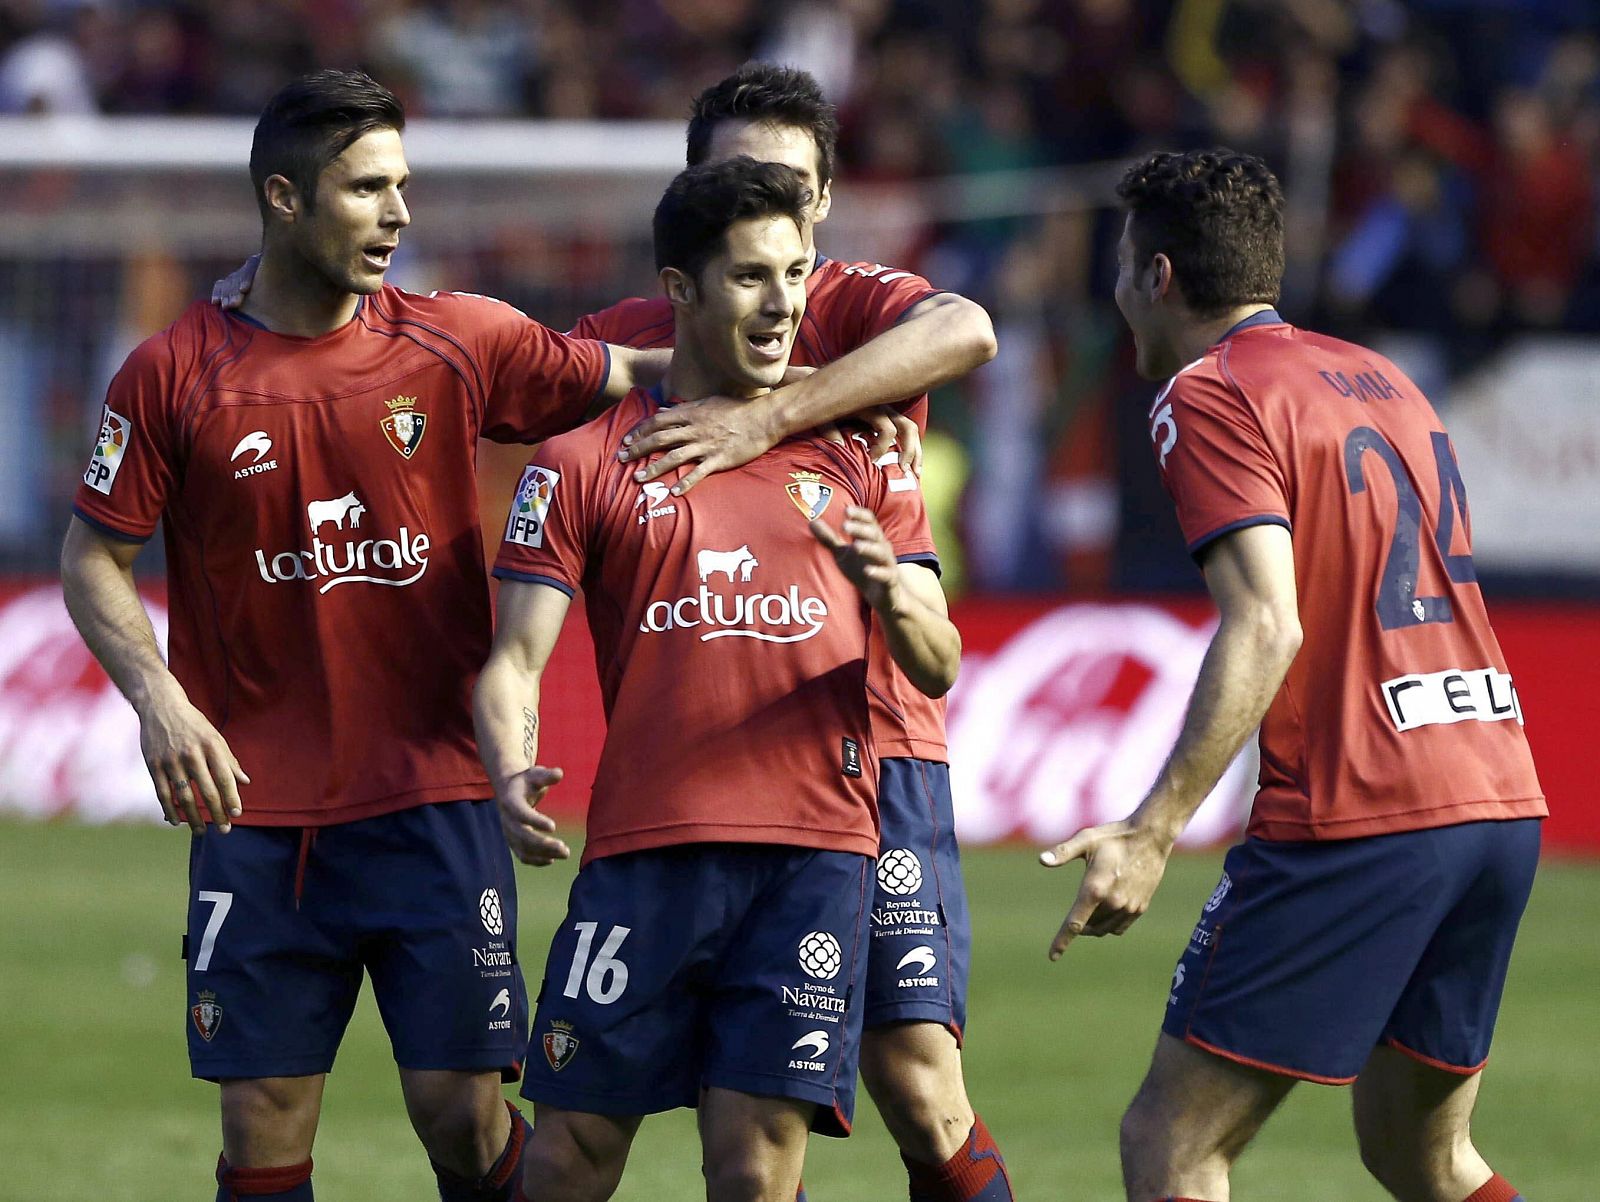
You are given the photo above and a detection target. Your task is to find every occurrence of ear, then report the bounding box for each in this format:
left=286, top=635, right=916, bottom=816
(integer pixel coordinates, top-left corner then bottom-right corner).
left=262, top=174, right=301, bottom=225
left=1148, top=253, right=1175, bottom=303
left=813, top=179, right=833, bottom=224
left=661, top=267, right=696, bottom=307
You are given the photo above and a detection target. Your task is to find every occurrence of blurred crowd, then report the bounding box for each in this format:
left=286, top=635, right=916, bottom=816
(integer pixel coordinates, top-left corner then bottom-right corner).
left=3, top=0, right=1599, bottom=592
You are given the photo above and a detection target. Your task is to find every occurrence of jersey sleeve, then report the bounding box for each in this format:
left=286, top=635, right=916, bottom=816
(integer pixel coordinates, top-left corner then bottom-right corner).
left=1153, top=366, right=1290, bottom=557
left=867, top=449, right=939, bottom=573
left=441, top=292, right=611, bottom=444
left=71, top=334, right=180, bottom=542
left=820, top=262, right=941, bottom=350
left=568, top=297, right=674, bottom=348
left=492, top=432, right=595, bottom=597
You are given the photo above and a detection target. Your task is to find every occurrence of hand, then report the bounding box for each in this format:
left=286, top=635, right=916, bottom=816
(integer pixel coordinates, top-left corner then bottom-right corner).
left=618, top=395, right=781, bottom=495
left=494, top=765, right=570, bottom=866
left=811, top=506, right=900, bottom=613
left=137, top=689, right=249, bottom=833
left=861, top=405, right=923, bottom=476
left=210, top=254, right=259, bottom=310
left=1039, top=819, right=1174, bottom=959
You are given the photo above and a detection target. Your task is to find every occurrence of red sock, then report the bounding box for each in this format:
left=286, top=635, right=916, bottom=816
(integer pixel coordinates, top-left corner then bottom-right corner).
left=1462, top=1174, right=1524, bottom=1202
left=215, top=1155, right=313, bottom=1200
left=904, top=1114, right=1014, bottom=1201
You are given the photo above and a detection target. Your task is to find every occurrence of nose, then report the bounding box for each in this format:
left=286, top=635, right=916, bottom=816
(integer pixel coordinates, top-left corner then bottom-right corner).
left=386, top=187, right=411, bottom=230
left=760, top=276, right=790, bottom=317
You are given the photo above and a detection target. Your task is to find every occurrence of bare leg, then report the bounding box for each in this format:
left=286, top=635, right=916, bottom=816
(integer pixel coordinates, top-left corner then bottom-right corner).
left=698, top=1087, right=815, bottom=1202
left=398, top=1067, right=513, bottom=1179
left=859, top=1021, right=975, bottom=1165
left=520, top=1104, right=642, bottom=1202
left=1353, top=1046, right=1498, bottom=1202
left=1119, top=1034, right=1296, bottom=1202
left=219, top=1075, right=325, bottom=1167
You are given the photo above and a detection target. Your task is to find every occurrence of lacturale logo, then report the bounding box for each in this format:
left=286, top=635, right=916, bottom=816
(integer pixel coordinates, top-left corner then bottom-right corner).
left=254, top=490, right=430, bottom=594
left=637, top=545, right=829, bottom=644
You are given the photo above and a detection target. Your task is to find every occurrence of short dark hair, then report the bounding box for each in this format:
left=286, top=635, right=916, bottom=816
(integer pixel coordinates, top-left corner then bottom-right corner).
left=686, top=63, right=840, bottom=187
left=1116, top=149, right=1284, bottom=317
left=250, top=70, right=405, bottom=221
left=653, top=157, right=812, bottom=281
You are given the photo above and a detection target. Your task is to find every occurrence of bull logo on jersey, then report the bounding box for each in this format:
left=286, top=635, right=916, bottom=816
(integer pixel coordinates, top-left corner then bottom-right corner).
left=381, top=395, right=428, bottom=459
left=786, top=471, right=835, bottom=520
left=83, top=405, right=131, bottom=495
left=543, top=1020, right=580, bottom=1071
left=640, top=544, right=828, bottom=643
left=697, top=545, right=759, bottom=583
left=506, top=466, right=559, bottom=549
left=191, top=990, right=223, bottom=1042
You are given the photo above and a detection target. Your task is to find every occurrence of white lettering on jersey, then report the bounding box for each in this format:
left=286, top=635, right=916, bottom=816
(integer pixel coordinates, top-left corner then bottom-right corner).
left=505, top=466, right=560, bottom=548
left=1381, top=667, right=1523, bottom=732
left=83, top=405, right=132, bottom=495
left=640, top=545, right=829, bottom=643
left=253, top=491, right=430, bottom=594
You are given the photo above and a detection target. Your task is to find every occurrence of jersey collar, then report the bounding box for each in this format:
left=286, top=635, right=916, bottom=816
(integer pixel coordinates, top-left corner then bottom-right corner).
left=1219, top=307, right=1283, bottom=341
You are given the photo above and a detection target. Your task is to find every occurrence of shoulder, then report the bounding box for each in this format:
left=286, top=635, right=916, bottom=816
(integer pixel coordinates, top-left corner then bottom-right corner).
left=368, top=284, right=534, bottom=336
left=112, top=301, right=228, bottom=393
left=535, top=390, right=648, bottom=471
left=809, top=256, right=928, bottom=292
left=1156, top=351, right=1242, bottom=420
left=571, top=296, right=673, bottom=346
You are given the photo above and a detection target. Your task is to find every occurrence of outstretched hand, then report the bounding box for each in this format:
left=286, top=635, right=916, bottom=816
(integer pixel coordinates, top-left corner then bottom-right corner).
left=1039, top=819, right=1174, bottom=959
left=494, top=765, right=570, bottom=866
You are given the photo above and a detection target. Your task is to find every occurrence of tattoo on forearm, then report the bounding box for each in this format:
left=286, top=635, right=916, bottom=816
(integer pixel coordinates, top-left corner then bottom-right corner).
left=522, top=707, right=537, bottom=764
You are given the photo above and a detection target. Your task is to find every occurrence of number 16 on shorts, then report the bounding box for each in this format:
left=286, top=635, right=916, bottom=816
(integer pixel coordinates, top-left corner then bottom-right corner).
left=563, top=922, right=631, bottom=1005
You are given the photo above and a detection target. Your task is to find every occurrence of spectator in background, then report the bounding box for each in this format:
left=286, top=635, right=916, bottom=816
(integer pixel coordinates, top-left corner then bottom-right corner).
left=0, top=1, right=103, bottom=113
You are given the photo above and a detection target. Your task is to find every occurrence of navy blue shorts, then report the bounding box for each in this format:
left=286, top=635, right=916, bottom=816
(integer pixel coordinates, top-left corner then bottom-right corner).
left=184, top=799, right=528, bottom=1081
left=864, top=758, right=971, bottom=1038
left=521, top=845, right=872, bottom=1137
left=1163, top=818, right=1541, bottom=1083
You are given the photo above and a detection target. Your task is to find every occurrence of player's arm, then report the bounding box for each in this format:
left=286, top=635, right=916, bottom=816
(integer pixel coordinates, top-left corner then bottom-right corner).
left=59, top=517, right=248, bottom=833
left=473, top=580, right=574, bottom=866
left=811, top=506, right=961, bottom=698
left=596, top=344, right=672, bottom=401
left=1039, top=523, right=1302, bottom=957
left=622, top=292, right=996, bottom=493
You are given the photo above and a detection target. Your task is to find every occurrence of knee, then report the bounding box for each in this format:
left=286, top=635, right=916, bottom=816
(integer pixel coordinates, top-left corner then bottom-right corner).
left=1355, top=1127, right=1441, bottom=1202
left=523, top=1116, right=629, bottom=1201
left=407, top=1086, right=505, bottom=1172
left=860, top=1027, right=973, bottom=1162
left=220, top=1078, right=321, bottom=1164
left=702, top=1157, right=783, bottom=1202
left=1119, top=1092, right=1163, bottom=1177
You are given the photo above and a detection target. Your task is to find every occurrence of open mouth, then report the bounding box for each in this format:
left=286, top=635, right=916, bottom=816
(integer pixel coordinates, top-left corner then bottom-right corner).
left=746, top=330, right=789, bottom=360
left=362, top=243, right=397, bottom=271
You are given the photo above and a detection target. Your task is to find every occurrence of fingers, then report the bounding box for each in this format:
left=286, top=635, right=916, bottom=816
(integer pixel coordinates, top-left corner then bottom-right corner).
left=864, top=408, right=898, bottom=460
left=1039, top=828, right=1096, bottom=867
left=150, top=768, right=182, bottom=828
left=182, top=749, right=232, bottom=833
left=163, top=771, right=205, bottom=833
left=808, top=517, right=848, bottom=552
left=667, top=459, right=715, bottom=495
left=1049, top=882, right=1106, bottom=960
left=618, top=413, right=689, bottom=462
left=818, top=421, right=845, bottom=444
left=497, top=767, right=570, bottom=864
left=891, top=411, right=924, bottom=474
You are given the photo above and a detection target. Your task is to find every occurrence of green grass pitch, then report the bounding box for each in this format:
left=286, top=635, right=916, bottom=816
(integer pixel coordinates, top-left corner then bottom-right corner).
left=1, top=819, right=1593, bottom=1201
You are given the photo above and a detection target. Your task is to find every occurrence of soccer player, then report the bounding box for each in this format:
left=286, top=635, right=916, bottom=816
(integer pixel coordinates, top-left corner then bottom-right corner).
left=575, top=64, right=1014, bottom=1202
left=1040, top=149, right=1545, bottom=1202
left=474, top=157, right=961, bottom=1202
left=59, top=70, right=670, bottom=1202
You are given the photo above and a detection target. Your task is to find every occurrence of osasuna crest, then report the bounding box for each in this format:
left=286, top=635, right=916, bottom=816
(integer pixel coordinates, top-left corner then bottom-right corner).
left=192, top=990, right=223, bottom=1042
left=543, top=1020, right=579, bottom=1071
left=786, top=471, right=834, bottom=520
left=381, top=395, right=428, bottom=459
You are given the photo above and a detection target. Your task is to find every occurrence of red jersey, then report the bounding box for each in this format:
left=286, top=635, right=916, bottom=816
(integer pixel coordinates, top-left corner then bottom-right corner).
left=493, top=387, right=938, bottom=865
left=1152, top=311, right=1545, bottom=841
left=572, top=253, right=949, bottom=761
left=73, top=287, right=609, bottom=826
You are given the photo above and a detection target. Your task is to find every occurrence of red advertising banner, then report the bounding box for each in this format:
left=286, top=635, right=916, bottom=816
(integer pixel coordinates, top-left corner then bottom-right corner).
left=3, top=581, right=1595, bottom=850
